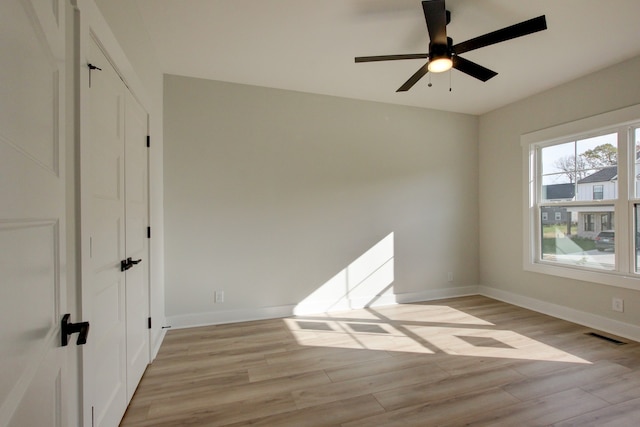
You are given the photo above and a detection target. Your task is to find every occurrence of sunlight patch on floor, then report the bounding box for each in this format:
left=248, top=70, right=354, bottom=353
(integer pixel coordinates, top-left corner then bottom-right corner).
left=284, top=305, right=592, bottom=364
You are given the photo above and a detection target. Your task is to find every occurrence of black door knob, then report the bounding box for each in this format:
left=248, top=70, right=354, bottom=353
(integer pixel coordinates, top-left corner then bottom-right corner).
left=121, top=257, right=142, bottom=271
left=61, top=314, right=90, bottom=346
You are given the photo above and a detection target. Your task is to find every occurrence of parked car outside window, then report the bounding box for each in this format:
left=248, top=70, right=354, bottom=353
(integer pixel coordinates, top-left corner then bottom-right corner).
left=595, top=231, right=615, bottom=251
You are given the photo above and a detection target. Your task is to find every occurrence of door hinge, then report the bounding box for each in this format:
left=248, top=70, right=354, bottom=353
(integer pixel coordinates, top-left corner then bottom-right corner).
left=147, top=226, right=151, bottom=239
left=87, top=63, right=102, bottom=88
left=146, top=135, right=150, bottom=147
left=148, top=317, right=152, bottom=329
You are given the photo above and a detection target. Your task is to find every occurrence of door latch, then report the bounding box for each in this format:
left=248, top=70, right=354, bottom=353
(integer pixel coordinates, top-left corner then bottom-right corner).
left=61, top=314, right=90, bottom=346
left=120, top=257, right=142, bottom=271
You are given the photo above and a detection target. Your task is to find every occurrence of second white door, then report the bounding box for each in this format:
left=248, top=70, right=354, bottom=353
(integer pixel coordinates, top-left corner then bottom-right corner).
left=82, top=36, right=150, bottom=427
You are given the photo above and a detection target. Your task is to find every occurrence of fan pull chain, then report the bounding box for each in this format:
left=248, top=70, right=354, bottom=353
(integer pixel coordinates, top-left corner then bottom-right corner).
left=428, top=73, right=432, bottom=87
left=449, top=69, right=452, bottom=92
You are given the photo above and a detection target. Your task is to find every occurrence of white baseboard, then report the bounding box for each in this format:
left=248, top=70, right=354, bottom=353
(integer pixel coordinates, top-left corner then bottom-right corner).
left=165, top=289, right=476, bottom=329
left=479, top=286, right=640, bottom=343
left=166, top=304, right=297, bottom=329
left=395, top=286, right=480, bottom=304
left=164, top=285, right=639, bottom=344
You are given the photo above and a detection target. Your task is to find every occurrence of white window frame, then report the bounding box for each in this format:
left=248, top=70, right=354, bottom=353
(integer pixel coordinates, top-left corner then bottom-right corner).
left=522, top=103, right=640, bottom=291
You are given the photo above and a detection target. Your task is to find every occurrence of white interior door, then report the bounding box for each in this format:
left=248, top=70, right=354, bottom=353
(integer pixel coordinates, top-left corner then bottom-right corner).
left=0, top=0, right=70, bottom=426
left=82, top=37, right=128, bottom=427
left=124, top=90, right=150, bottom=400
left=81, top=36, right=150, bottom=427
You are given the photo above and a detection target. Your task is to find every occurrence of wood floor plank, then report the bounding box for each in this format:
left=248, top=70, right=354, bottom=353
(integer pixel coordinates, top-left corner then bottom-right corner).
left=552, top=396, right=640, bottom=427
left=292, top=363, right=450, bottom=409
left=125, top=392, right=297, bottom=427
left=580, top=369, right=640, bottom=404
left=343, top=388, right=520, bottom=427
left=323, top=352, right=438, bottom=383
left=120, top=296, right=640, bottom=426
left=373, top=366, right=525, bottom=412
left=453, top=388, right=609, bottom=427
left=503, top=360, right=630, bottom=401
left=249, top=347, right=393, bottom=382
left=147, top=371, right=330, bottom=419
left=224, top=394, right=385, bottom=427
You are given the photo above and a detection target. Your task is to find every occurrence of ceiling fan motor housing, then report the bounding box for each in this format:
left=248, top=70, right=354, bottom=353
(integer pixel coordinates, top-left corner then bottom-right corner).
left=429, top=37, right=453, bottom=61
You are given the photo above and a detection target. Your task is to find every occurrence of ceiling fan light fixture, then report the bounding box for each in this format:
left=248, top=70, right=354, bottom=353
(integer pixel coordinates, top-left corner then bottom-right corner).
left=428, top=56, right=453, bottom=73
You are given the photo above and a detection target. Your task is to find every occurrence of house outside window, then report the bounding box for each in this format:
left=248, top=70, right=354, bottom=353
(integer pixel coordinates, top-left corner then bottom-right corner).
left=522, top=104, right=640, bottom=290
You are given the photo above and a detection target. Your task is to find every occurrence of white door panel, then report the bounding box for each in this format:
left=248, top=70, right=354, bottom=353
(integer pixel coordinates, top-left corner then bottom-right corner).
left=82, top=37, right=150, bottom=426
left=124, top=89, right=150, bottom=399
left=83, top=36, right=127, bottom=427
left=0, top=0, right=69, bottom=425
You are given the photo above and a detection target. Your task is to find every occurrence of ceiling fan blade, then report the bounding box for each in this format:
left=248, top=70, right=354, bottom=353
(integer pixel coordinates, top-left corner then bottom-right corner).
left=355, top=53, right=429, bottom=63
left=396, top=63, right=429, bottom=92
left=452, top=56, right=497, bottom=82
left=422, top=0, right=447, bottom=45
left=453, top=15, right=547, bottom=55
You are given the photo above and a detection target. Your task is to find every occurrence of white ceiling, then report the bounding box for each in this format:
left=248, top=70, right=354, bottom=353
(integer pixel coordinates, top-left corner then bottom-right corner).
left=135, top=0, right=640, bottom=115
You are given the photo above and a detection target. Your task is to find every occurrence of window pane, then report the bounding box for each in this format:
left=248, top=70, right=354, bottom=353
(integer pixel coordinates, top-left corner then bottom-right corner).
left=575, top=134, right=618, bottom=201
left=541, top=142, right=575, bottom=176
left=541, top=173, right=575, bottom=203
left=540, top=134, right=618, bottom=202
left=540, top=205, right=614, bottom=271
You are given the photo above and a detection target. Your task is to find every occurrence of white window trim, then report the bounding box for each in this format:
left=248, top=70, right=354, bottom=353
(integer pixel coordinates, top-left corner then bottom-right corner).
left=521, top=103, right=640, bottom=291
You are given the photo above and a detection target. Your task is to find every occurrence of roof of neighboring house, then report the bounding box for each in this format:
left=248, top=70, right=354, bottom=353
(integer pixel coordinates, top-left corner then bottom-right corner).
left=543, top=183, right=575, bottom=200
left=578, top=166, right=618, bottom=184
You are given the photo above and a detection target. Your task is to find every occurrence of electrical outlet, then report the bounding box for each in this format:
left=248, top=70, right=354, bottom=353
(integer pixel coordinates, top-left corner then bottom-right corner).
left=612, top=297, right=624, bottom=313
left=214, top=290, right=224, bottom=303
left=447, top=272, right=454, bottom=282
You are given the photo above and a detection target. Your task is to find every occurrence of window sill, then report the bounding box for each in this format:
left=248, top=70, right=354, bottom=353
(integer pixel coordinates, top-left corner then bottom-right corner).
left=524, top=260, right=640, bottom=291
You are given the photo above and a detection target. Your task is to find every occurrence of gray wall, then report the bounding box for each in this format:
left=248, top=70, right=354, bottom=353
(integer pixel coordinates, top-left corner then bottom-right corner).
left=164, top=75, right=479, bottom=325
left=479, top=55, right=640, bottom=328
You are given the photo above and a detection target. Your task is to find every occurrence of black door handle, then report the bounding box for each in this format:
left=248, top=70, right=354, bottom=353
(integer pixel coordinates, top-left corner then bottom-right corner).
left=61, top=313, right=90, bottom=346
left=120, top=257, right=142, bottom=271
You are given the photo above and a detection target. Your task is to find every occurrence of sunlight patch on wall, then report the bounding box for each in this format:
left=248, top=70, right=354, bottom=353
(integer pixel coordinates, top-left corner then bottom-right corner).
left=294, top=233, right=395, bottom=315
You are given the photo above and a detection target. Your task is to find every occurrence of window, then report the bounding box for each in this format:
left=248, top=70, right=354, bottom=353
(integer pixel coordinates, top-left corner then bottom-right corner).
left=584, top=214, right=595, bottom=232
left=593, top=185, right=604, bottom=200
left=522, top=104, right=640, bottom=290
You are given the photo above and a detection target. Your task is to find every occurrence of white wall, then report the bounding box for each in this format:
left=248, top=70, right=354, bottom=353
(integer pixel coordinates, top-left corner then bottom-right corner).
left=479, top=55, right=640, bottom=332
left=164, top=75, right=479, bottom=327
left=94, top=0, right=166, bottom=351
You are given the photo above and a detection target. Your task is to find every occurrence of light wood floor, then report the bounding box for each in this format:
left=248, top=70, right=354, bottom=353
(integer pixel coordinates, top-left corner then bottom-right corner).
left=120, top=296, right=640, bottom=426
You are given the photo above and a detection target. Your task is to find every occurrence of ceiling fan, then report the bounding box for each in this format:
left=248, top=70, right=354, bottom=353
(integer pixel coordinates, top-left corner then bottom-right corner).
left=355, top=0, right=547, bottom=92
